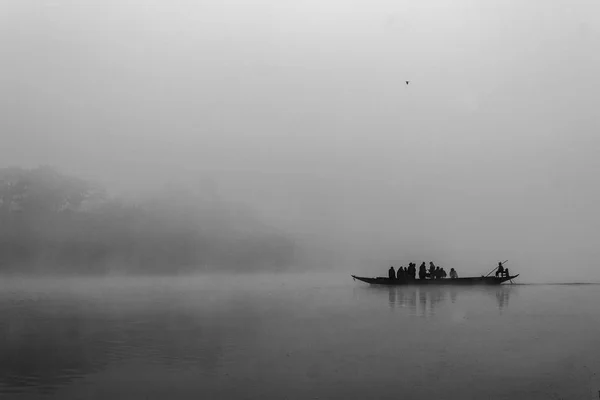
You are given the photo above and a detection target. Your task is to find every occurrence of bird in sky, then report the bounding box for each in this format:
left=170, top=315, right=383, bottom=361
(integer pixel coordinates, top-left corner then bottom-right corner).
left=406, top=81, right=410, bottom=85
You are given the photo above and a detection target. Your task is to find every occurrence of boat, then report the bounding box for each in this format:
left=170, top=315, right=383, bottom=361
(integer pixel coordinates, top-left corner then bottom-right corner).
left=351, top=274, right=519, bottom=286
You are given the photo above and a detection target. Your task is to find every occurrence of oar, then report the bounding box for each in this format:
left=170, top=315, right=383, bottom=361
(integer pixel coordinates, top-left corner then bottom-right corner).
left=485, top=260, right=509, bottom=277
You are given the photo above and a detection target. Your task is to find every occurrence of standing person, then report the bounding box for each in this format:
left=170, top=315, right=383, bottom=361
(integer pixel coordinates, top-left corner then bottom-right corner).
left=441, top=268, right=447, bottom=279
left=495, top=262, right=505, bottom=277
left=389, top=266, right=396, bottom=279
left=419, top=263, right=427, bottom=279
left=429, top=262, right=436, bottom=279
left=450, top=268, right=458, bottom=279
left=434, top=266, right=441, bottom=279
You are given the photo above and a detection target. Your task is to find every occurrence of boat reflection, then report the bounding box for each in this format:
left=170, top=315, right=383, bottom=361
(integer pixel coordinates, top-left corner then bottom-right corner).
left=376, top=284, right=513, bottom=317
left=495, top=286, right=511, bottom=310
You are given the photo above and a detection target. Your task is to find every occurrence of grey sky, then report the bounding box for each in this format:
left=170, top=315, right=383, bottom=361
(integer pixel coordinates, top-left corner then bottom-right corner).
left=1, top=0, right=599, bottom=280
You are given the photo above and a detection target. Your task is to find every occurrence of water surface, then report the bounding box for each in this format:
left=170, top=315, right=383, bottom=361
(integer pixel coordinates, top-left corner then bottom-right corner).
left=1, top=274, right=599, bottom=399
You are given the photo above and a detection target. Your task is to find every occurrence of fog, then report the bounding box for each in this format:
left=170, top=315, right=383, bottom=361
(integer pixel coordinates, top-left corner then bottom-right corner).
left=1, top=0, right=600, bottom=281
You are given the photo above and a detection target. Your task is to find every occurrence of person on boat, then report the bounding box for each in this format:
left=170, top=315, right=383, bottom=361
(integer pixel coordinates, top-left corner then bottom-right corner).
left=408, top=263, right=415, bottom=278
left=396, top=267, right=404, bottom=280
left=389, top=266, right=396, bottom=279
left=441, top=267, right=447, bottom=279
left=429, top=262, right=436, bottom=279
left=418, top=263, right=427, bottom=280
left=434, top=266, right=441, bottom=279
left=504, top=268, right=510, bottom=277
left=449, top=268, right=458, bottom=279
left=495, top=262, right=505, bottom=277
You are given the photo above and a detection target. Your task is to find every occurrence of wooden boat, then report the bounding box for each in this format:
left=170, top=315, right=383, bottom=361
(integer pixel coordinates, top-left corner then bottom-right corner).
left=351, top=274, right=519, bottom=286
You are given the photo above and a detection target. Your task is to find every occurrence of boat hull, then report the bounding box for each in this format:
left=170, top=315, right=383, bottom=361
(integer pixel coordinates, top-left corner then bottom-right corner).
left=351, top=274, right=519, bottom=286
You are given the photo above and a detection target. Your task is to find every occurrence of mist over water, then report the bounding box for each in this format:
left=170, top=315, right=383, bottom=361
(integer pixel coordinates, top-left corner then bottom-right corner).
left=2, top=0, right=600, bottom=398
left=2, top=274, right=600, bottom=400
left=2, top=0, right=600, bottom=280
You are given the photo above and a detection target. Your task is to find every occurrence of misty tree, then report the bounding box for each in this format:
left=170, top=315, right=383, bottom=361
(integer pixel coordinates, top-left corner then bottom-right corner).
left=0, top=166, right=94, bottom=217
left=0, top=166, right=296, bottom=273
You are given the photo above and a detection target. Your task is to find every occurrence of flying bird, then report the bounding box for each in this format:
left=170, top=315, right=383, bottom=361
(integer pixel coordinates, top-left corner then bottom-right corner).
left=406, top=81, right=410, bottom=85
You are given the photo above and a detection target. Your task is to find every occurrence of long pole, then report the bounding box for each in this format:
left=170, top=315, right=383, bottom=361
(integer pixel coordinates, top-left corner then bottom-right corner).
left=486, top=260, right=508, bottom=277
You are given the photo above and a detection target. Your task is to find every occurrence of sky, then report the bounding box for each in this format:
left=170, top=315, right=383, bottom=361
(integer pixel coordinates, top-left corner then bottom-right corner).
left=1, top=0, right=600, bottom=280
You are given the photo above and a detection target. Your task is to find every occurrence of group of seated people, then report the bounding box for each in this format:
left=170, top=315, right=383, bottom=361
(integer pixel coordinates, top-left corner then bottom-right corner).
left=388, top=262, right=459, bottom=280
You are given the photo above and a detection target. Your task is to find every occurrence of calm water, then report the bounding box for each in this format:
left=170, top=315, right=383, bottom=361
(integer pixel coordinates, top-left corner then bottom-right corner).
left=1, top=274, right=600, bottom=400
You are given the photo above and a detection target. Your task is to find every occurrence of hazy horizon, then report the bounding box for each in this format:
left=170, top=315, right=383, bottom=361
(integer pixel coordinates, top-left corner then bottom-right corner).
left=2, top=0, right=600, bottom=281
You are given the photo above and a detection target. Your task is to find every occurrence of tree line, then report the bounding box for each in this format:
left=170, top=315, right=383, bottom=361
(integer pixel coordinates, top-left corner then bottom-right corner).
left=0, top=166, right=295, bottom=274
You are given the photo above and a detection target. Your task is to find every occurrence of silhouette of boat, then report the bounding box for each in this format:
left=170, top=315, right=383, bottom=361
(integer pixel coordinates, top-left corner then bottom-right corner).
left=351, top=274, right=519, bottom=286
